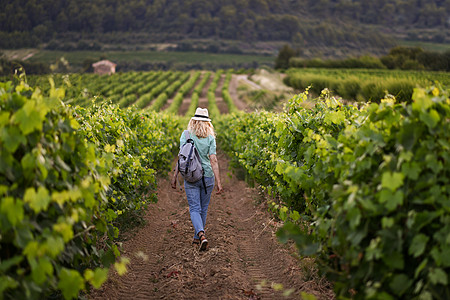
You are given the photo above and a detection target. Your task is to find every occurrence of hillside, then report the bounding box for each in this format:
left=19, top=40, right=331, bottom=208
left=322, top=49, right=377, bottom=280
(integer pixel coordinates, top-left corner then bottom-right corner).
left=1, top=0, right=448, bottom=55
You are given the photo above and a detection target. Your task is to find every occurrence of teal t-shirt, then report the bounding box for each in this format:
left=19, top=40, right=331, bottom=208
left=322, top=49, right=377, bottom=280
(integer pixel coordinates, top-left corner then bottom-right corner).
left=180, top=131, right=216, bottom=178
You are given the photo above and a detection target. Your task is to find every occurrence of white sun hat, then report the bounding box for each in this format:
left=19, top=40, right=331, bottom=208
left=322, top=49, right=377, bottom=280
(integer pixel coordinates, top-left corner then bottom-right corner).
left=191, top=107, right=211, bottom=122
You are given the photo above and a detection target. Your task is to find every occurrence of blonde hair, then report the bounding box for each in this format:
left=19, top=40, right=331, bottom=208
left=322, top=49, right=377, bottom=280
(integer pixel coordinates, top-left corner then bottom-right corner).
left=188, top=119, right=215, bottom=138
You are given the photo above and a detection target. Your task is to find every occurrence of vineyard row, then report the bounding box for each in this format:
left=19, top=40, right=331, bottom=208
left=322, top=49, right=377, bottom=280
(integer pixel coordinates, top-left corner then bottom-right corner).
left=24, top=70, right=238, bottom=116
left=0, top=80, right=183, bottom=299
left=216, top=87, right=450, bottom=300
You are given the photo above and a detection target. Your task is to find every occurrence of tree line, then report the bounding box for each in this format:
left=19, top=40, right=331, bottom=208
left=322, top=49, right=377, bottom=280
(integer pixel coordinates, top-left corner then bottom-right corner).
left=1, top=0, right=448, bottom=49
left=276, top=45, right=450, bottom=72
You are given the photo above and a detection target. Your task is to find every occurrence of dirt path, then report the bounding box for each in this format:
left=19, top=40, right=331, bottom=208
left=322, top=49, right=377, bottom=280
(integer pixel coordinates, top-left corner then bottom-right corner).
left=91, top=152, right=333, bottom=300
left=22, top=52, right=36, bottom=60
left=236, top=75, right=263, bottom=90
left=229, top=75, right=253, bottom=112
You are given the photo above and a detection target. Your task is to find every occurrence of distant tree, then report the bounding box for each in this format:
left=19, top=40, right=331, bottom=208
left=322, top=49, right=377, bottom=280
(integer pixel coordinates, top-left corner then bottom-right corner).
left=0, top=58, right=50, bottom=76
left=206, top=42, right=220, bottom=53
left=418, top=51, right=448, bottom=71
left=32, top=24, right=49, bottom=41
left=310, top=0, right=331, bottom=17
left=1, top=0, right=448, bottom=50
left=239, top=19, right=256, bottom=41
left=445, top=50, right=450, bottom=72
left=56, top=12, right=68, bottom=32
left=379, top=46, right=450, bottom=71
left=292, top=32, right=304, bottom=48
left=82, top=58, right=96, bottom=73
left=381, top=3, right=396, bottom=24
left=249, top=0, right=269, bottom=14
left=275, top=44, right=298, bottom=70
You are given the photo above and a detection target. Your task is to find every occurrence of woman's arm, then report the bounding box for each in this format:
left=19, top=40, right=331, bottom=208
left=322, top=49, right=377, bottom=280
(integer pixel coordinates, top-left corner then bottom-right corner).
left=171, top=163, right=179, bottom=189
left=209, top=154, right=223, bottom=194
left=172, top=131, right=185, bottom=189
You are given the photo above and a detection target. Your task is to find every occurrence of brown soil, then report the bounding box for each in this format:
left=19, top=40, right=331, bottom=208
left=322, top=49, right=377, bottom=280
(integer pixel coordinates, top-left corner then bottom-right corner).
left=91, top=152, right=334, bottom=300
left=161, top=97, right=174, bottom=111
left=178, top=97, right=193, bottom=116
left=200, top=75, right=214, bottom=98
left=197, top=95, right=209, bottom=110
left=215, top=74, right=226, bottom=98
left=215, top=74, right=229, bottom=114
left=216, top=99, right=229, bottom=114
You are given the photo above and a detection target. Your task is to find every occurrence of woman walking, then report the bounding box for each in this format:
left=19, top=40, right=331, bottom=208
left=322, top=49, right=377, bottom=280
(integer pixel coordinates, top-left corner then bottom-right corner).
left=171, top=108, right=223, bottom=251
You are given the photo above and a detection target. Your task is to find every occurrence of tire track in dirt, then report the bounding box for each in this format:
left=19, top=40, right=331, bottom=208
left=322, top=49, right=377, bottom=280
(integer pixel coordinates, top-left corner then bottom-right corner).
left=91, top=151, right=334, bottom=299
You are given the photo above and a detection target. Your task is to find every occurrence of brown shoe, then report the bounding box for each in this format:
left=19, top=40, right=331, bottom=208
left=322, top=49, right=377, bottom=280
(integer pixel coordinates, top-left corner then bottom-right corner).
left=199, top=233, right=208, bottom=251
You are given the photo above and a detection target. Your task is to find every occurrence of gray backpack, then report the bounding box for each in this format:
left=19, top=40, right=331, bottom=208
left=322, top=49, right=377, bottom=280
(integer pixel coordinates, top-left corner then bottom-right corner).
left=177, top=130, right=207, bottom=193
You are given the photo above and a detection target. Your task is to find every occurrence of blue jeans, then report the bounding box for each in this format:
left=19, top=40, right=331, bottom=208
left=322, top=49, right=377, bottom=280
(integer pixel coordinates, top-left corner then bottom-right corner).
left=184, top=176, right=215, bottom=239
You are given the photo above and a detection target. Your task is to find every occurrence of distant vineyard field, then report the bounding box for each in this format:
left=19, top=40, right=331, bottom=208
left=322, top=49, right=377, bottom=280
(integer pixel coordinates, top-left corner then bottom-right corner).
left=25, top=50, right=274, bottom=71
left=14, top=68, right=450, bottom=116
left=23, top=70, right=238, bottom=116
left=285, top=68, right=450, bottom=102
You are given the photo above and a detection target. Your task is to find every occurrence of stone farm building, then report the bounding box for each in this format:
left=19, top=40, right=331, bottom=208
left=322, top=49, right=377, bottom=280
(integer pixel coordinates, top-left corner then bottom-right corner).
left=92, top=60, right=116, bottom=75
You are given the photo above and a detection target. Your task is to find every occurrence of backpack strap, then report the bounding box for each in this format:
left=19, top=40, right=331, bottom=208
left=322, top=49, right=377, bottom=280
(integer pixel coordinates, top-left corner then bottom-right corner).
left=184, top=130, right=191, bottom=142
left=202, top=175, right=207, bottom=195
left=183, top=130, right=196, bottom=174
left=178, top=130, right=189, bottom=173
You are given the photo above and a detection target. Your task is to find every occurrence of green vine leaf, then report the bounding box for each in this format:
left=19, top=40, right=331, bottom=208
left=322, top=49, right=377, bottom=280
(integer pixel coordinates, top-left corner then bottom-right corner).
left=381, top=172, right=404, bottom=191
left=58, top=269, right=85, bottom=300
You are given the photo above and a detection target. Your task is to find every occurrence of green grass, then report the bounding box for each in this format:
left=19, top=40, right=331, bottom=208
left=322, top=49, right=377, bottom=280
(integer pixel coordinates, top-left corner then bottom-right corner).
left=28, top=50, right=274, bottom=67
left=285, top=68, right=450, bottom=102
left=397, top=40, right=450, bottom=53
left=287, top=68, right=450, bottom=86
